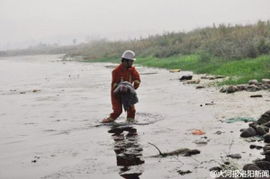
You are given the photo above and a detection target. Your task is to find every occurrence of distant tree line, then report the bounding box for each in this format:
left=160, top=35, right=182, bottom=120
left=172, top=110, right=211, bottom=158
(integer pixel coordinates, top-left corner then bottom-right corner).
left=0, top=44, right=75, bottom=57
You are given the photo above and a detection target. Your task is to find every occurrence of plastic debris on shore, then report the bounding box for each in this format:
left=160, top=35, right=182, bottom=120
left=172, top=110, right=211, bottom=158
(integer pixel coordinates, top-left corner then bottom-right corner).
left=192, top=129, right=206, bottom=135
left=169, top=69, right=181, bottom=73
left=224, top=117, right=256, bottom=123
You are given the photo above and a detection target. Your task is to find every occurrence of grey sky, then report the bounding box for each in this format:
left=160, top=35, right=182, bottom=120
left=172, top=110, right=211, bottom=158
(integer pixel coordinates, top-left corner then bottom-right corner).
left=1, top=0, right=270, bottom=50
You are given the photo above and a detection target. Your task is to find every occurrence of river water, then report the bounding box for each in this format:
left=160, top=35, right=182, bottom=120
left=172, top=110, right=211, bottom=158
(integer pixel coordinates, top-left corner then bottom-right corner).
left=0, top=55, right=269, bottom=179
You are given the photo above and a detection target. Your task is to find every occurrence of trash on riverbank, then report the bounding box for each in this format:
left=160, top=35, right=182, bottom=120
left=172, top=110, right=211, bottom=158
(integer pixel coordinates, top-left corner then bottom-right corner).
left=148, top=143, right=200, bottom=157
left=169, top=69, right=181, bottom=73
left=192, top=129, right=206, bottom=135
left=224, top=117, right=256, bottom=123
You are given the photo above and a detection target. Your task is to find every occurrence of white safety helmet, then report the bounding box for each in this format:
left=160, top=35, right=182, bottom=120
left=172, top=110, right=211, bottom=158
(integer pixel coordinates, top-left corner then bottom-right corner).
left=121, top=50, right=136, bottom=61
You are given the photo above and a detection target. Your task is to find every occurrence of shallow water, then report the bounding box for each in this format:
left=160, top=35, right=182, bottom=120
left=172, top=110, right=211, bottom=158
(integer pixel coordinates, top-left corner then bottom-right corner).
left=0, top=55, right=269, bottom=179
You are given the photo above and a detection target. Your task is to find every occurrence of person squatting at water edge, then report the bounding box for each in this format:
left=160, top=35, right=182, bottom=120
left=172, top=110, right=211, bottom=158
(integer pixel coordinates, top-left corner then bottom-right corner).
left=102, top=50, right=141, bottom=123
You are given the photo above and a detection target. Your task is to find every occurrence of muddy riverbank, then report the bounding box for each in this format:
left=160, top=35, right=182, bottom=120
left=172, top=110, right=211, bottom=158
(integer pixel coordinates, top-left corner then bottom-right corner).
left=0, top=55, right=269, bottom=179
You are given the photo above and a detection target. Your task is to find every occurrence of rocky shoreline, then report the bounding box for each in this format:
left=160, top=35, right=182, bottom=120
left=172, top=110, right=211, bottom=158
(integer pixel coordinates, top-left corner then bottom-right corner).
left=178, top=73, right=270, bottom=94
left=177, top=72, right=270, bottom=178
left=220, top=79, right=270, bottom=94
left=216, top=111, right=270, bottom=179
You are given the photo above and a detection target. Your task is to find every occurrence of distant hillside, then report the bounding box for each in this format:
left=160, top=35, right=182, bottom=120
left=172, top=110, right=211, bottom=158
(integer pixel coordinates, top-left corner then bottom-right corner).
left=1, top=20, right=270, bottom=60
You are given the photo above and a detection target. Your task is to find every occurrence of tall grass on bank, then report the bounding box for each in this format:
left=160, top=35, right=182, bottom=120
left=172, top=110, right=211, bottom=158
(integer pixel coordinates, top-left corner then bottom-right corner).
left=213, top=55, right=270, bottom=85
left=86, top=55, right=270, bottom=85
left=65, top=20, right=270, bottom=61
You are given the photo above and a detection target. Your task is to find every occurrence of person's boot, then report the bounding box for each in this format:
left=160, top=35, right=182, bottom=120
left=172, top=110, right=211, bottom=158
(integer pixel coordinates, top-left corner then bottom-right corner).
left=127, top=117, right=135, bottom=123
left=101, top=117, right=115, bottom=123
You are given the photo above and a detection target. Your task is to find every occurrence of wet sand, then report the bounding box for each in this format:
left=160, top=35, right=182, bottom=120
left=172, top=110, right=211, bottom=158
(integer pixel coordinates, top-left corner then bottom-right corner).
left=0, top=55, right=269, bottom=179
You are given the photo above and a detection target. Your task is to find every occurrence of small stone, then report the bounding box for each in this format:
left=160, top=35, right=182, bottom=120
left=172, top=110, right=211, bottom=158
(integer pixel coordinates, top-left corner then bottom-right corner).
left=243, top=163, right=261, bottom=171
left=215, top=131, right=223, bottom=135
left=261, top=84, right=270, bottom=89
left=257, top=110, right=270, bottom=125
left=262, top=79, right=270, bottom=84
left=263, top=145, right=270, bottom=151
left=219, top=87, right=227, bottom=93
left=215, top=75, right=225, bottom=79
left=227, top=85, right=238, bottom=93
left=263, top=121, right=270, bottom=127
left=32, top=89, right=41, bottom=93
left=248, top=79, right=259, bottom=85
left=256, top=145, right=263, bottom=150
left=254, top=160, right=270, bottom=170
left=249, top=122, right=257, bottom=128
left=262, top=150, right=270, bottom=155
left=264, top=133, right=270, bottom=143
left=194, top=138, right=208, bottom=145
left=255, top=125, right=269, bottom=136
left=179, top=75, right=192, bottom=81
left=209, top=166, right=222, bottom=172
left=250, top=144, right=257, bottom=149
left=246, top=84, right=261, bottom=92
left=227, top=154, right=241, bottom=159
left=240, top=127, right=257, bottom=138
left=236, top=85, right=247, bottom=91
left=266, top=155, right=270, bottom=162
left=196, top=85, right=205, bottom=89
left=250, top=94, right=263, bottom=98
left=177, top=170, right=192, bottom=175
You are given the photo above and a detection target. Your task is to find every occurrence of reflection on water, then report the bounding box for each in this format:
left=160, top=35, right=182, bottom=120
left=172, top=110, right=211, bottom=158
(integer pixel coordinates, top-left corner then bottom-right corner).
left=108, top=126, right=144, bottom=179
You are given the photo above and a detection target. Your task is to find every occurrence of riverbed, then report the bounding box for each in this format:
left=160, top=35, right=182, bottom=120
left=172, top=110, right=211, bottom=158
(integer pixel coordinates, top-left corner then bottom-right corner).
left=0, top=55, right=269, bottom=179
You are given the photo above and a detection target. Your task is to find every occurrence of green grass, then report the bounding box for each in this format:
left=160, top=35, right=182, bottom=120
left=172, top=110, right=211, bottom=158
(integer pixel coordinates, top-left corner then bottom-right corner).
left=83, top=57, right=119, bottom=63
left=214, top=56, right=270, bottom=85
left=84, top=55, right=270, bottom=85
left=136, top=55, right=200, bottom=70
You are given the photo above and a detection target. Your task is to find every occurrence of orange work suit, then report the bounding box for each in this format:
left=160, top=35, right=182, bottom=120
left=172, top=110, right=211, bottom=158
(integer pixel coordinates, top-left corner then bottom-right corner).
left=109, top=64, right=141, bottom=120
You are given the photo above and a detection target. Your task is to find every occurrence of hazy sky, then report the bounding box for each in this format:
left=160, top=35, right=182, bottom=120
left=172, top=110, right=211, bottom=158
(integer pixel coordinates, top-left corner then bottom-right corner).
left=1, top=0, right=270, bottom=50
